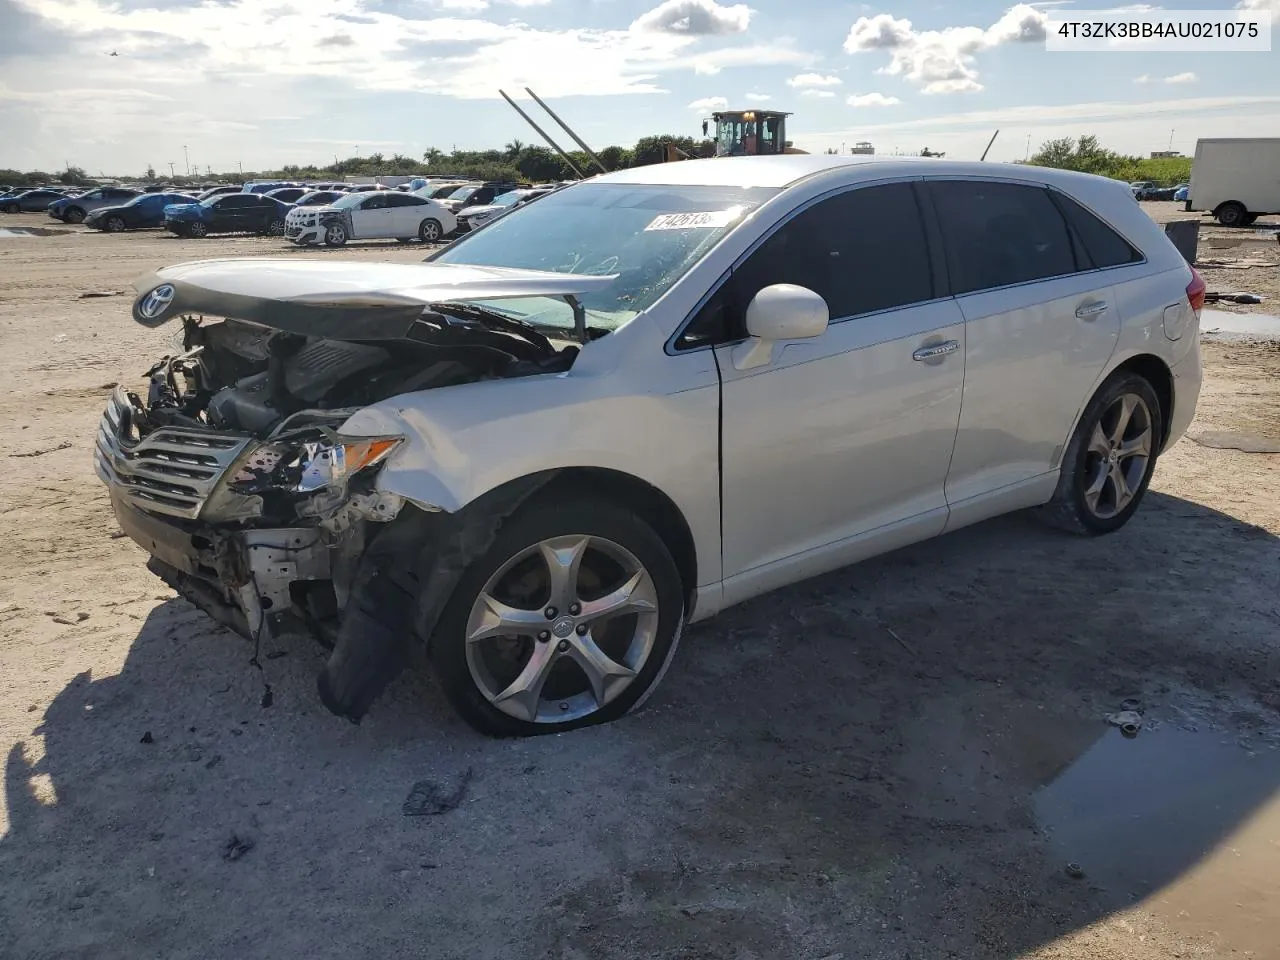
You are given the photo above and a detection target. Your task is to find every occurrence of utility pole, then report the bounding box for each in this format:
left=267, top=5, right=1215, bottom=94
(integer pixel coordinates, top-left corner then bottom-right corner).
left=183, top=145, right=190, bottom=176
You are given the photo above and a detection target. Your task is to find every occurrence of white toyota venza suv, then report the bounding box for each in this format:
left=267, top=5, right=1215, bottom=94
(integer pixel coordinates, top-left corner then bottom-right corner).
left=100, top=156, right=1202, bottom=736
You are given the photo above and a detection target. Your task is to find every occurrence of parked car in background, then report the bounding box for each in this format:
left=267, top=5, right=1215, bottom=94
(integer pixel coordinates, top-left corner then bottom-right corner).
left=48, top=186, right=142, bottom=223
left=197, top=186, right=243, bottom=201
left=163, top=193, right=291, bottom=238
left=84, top=192, right=198, bottom=232
left=439, top=182, right=520, bottom=213
left=265, top=187, right=309, bottom=204
left=286, top=190, right=456, bottom=245
left=455, top=187, right=556, bottom=234
left=105, top=156, right=1203, bottom=735
left=290, top=190, right=344, bottom=209
left=2, top=189, right=69, bottom=213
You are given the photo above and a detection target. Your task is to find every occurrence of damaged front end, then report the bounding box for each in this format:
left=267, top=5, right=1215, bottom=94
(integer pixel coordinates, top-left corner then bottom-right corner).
left=98, top=258, right=613, bottom=720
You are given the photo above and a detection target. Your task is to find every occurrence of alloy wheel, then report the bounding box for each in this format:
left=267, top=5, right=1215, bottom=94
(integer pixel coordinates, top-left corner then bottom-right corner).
left=463, top=535, right=659, bottom=724
left=1081, top=393, right=1153, bottom=520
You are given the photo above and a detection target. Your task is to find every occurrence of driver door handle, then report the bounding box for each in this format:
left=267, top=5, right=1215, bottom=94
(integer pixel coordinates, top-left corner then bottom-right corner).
left=912, top=340, right=960, bottom=361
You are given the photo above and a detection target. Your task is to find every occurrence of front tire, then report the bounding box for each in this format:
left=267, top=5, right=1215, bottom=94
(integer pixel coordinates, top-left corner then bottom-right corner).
left=1041, top=371, right=1163, bottom=535
left=432, top=496, right=685, bottom=737
left=418, top=218, right=442, bottom=243
left=324, top=223, right=347, bottom=246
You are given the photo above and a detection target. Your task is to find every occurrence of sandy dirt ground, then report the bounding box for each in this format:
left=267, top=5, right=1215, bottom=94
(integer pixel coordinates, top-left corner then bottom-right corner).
left=1, top=215, right=1279, bottom=960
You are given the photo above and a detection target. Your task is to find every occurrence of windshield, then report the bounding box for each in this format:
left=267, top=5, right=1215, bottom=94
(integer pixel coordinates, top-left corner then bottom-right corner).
left=432, top=182, right=777, bottom=333
left=330, top=192, right=377, bottom=209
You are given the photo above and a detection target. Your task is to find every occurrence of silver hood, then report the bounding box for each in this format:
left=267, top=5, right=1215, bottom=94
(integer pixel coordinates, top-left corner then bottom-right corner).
left=130, top=258, right=617, bottom=339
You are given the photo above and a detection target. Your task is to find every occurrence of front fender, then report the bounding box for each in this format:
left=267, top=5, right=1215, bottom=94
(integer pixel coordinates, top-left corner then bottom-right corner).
left=337, top=321, right=722, bottom=586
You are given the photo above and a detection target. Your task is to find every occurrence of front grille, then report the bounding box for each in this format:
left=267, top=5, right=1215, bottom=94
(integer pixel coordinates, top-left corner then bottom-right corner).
left=94, top=387, right=253, bottom=520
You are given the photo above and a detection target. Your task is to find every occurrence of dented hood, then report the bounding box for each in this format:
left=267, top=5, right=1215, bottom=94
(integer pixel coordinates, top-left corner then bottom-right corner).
left=130, top=258, right=617, bottom=340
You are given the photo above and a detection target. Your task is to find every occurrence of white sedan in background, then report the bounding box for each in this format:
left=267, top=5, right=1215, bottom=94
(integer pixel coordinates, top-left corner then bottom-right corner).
left=285, top=190, right=457, bottom=246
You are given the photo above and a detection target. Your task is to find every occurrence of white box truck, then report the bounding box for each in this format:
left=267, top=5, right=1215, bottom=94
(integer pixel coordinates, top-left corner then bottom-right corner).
left=1186, top=137, right=1280, bottom=227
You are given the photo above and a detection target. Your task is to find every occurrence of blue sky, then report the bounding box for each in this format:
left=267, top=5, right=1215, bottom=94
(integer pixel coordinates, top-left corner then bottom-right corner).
left=0, top=0, right=1276, bottom=174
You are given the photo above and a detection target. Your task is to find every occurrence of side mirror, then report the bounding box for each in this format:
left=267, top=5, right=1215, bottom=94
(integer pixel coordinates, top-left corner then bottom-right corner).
left=732, top=284, right=829, bottom=370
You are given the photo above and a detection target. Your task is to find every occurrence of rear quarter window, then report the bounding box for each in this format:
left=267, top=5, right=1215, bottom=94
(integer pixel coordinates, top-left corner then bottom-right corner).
left=1050, top=192, right=1144, bottom=269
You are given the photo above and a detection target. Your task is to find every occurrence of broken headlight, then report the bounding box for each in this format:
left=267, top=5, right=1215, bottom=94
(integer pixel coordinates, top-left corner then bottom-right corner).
left=228, top=436, right=403, bottom=496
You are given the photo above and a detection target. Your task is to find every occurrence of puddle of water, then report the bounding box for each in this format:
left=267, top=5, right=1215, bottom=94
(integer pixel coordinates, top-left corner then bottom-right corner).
left=1036, top=726, right=1280, bottom=954
left=1201, top=308, right=1280, bottom=341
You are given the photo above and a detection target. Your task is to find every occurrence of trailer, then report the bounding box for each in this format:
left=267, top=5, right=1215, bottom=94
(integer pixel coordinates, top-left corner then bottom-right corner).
left=1186, top=137, right=1280, bottom=227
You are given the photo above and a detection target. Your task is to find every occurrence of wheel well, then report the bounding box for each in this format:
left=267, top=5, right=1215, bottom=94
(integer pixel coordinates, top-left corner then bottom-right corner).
left=1115, top=353, right=1173, bottom=444
left=533, top=468, right=698, bottom=607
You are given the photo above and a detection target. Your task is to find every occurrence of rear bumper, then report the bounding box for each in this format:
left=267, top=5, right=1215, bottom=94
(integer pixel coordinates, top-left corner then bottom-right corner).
left=1165, top=338, right=1203, bottom=451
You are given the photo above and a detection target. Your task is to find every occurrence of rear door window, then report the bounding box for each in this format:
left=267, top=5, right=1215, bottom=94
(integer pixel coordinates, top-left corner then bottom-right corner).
left=928, top=180, right=1077, bottom=295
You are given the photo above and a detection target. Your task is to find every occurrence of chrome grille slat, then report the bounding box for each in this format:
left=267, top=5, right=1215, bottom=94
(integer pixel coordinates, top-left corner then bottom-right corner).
left=95, top=386, right=253, bottom=519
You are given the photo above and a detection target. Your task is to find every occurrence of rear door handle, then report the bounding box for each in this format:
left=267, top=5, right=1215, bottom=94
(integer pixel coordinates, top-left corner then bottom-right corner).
left=912, top=340, right=960, bottom=361
left=1075, top=301, right=1109, bottom=319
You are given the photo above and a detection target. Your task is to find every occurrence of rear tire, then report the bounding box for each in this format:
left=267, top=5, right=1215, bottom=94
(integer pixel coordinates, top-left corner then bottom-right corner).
left=431, top=496, right=685, bottom=737
left=1215, top=202, right=1247, bottom=227
left=1040, top=371, right=1163, bottom=536
left=418, top=218, right=442, bottom=243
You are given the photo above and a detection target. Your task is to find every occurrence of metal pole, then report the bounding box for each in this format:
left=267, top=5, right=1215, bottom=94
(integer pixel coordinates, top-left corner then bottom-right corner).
left=523, top=88, right=608, bottom=174
left=980, top=128, right=1000, bottom=162
left=498, top=89, right=585, bottom=179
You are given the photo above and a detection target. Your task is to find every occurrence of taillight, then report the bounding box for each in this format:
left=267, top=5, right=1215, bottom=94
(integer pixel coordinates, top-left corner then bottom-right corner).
left=1186, top=267, right=1205, bottom=316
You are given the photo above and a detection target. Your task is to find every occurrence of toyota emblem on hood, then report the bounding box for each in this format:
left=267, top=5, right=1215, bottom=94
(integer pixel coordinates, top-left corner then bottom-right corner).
left=135, top=284, right=176, bottom=324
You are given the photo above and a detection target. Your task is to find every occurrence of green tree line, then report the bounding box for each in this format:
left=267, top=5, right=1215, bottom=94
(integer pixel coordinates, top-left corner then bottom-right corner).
left=2, top=135, right=716, bottom=188
left=1026, top=135, right=1192, bottom=185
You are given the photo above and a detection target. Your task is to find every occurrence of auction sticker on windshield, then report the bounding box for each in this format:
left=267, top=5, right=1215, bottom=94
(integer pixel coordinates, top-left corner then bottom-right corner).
left=644, top=208, right=742, bottom=231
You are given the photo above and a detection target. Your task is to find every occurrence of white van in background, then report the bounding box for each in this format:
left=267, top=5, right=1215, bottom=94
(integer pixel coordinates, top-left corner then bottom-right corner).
left=1185, top=138, right=1280, bottom=227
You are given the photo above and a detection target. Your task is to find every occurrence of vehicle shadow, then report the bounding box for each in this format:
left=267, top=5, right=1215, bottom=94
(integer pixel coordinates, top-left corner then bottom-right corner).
left=3, top=491, right=1278, bottom=959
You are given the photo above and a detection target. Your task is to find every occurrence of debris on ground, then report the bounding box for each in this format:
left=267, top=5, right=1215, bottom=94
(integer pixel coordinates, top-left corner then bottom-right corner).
left=10, top=442, right=73, bottom=459
left=1104, top=710, right=1144, bottom=737
left=222, top=834, right=255, bottom=861
left=1205, top=292, right=1264, bottom=304
left=403, top=768, right=475, bottom=816
left=1188, top=430, right=1280, bottom=453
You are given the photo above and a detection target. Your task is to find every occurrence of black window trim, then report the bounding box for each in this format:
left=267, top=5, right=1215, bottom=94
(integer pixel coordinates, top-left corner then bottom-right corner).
left=665, top=175, right=949, bottom=355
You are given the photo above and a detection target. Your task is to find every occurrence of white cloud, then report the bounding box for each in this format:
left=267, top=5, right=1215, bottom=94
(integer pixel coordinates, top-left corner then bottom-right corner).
left=787, top=73, right=842, bottom=88
left=688, top=95, right=729, bottom=111
left=844, top=4, right=1047, bottom=94
left=744, top=92, right=772, bottom=101
left=848, top=92, right=901, bottom=107
left=800, top=89, right=836, bottom=99
left=1164, top=72, right=1197, bottom=84
left=631, top=0, right=752, bottom=36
